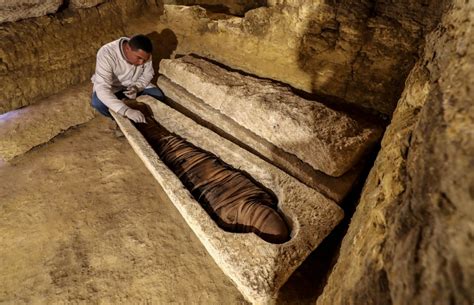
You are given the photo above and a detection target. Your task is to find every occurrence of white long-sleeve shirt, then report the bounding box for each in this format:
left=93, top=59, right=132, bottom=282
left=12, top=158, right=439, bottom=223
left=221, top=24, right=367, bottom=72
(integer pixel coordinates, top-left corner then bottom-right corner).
left=91, top=37, right=154, bottom=115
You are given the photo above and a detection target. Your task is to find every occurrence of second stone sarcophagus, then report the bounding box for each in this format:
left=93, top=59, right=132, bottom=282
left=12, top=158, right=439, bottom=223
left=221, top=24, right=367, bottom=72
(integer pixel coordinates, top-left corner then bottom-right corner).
left=113, top=55, right=382, bottom=304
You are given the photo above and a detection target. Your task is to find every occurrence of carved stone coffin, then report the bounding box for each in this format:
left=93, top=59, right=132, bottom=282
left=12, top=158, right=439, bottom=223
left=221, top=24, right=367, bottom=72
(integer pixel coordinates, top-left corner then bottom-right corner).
left=157, top=75, right=361, bottom=203
left=112, top=96, right=344, bottom=304
left=159, top=55, right=382, bottom=178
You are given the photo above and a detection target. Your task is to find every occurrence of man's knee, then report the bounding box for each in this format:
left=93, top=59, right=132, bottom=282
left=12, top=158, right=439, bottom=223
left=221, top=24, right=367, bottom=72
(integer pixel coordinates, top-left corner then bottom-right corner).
left=91, top=92, right=112, bottom=117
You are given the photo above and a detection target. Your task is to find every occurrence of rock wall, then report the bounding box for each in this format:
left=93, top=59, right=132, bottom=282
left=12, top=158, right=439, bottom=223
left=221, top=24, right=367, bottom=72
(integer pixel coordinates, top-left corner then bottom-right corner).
left=0, top=0, right=161, bottom=114
left=316, top=1, right=474, bottom=304
left=159, top=0, right=446, bottom=115
left=1, top=0, right=447, bottom=115
left=162, top=0, right=265, bottom=16
left=0, top=0, right=63, bottom=23
left=70, top=0, right=108, bottom=9
left=0, top=0, right=112, bottom=23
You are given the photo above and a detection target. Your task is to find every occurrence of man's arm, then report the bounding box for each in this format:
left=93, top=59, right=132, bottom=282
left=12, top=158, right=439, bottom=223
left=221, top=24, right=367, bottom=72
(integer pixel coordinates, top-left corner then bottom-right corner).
left=134, top=59, right=154, bottom=90
left=94, top=48, right=129, bottom=115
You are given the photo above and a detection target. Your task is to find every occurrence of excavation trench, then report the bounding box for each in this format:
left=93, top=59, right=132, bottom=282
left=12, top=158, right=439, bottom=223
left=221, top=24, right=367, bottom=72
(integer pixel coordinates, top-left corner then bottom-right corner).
left=129, top=101, right=291, bottom=244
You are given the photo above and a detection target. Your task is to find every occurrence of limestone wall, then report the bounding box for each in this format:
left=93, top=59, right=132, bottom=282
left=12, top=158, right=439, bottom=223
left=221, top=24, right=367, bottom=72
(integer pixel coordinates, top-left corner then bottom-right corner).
left=1, top=0, right=447, bottom=115
left=162, top=0, right=265, bottom=16
left=159, top=0, right=447, bottom=115
left=316, top=1, right=474, bottom=304
left=0, top=0, right=161, bottom=114
left=0, top=0, right=111, bottom=23
left=70, top=0, right=108, bottom=9
left=0, top=0, right=63, bottom=23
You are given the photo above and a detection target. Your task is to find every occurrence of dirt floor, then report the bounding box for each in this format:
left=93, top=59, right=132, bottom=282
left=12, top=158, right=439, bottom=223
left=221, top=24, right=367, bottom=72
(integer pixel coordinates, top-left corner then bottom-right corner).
left=0, top=116, right=247, bottom=304
left=0, top=115, right=340, bottom=304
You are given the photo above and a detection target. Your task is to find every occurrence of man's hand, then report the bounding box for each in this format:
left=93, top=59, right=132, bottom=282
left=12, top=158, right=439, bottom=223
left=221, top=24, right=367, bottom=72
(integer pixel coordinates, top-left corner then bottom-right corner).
left=124, top=108, right=146, bottom=124
left=124, top=85, right=142, bottom=99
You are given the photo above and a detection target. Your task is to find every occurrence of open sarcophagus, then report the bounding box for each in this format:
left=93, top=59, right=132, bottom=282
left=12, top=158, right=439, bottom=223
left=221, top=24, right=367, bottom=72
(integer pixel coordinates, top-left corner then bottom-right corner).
left=112, top=56, right=382, bottom=304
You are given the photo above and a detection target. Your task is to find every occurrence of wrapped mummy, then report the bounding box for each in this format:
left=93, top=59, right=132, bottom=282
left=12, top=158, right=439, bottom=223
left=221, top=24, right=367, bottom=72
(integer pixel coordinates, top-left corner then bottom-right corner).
left=131, top=102, right=290, bottom=244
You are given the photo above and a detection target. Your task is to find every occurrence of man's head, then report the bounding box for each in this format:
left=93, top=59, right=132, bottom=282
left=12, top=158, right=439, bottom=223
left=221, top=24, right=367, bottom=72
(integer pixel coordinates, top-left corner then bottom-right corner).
left=124, top=34, right=152, bottom=66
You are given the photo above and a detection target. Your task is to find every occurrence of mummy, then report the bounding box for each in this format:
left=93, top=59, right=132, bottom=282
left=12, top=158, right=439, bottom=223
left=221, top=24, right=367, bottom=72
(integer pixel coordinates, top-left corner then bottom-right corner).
left=130, top=102, right=290, bottom=244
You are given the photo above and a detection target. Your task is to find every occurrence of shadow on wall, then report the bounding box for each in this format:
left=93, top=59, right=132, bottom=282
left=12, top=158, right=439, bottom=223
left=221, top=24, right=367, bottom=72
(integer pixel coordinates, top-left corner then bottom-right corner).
left=147, top=29, right=178, bottom=84
left=294, top=1, right=442, bottom=117
left=295, top=4, right=371, bottom=114
left=294, top=3, right=400, bottom=117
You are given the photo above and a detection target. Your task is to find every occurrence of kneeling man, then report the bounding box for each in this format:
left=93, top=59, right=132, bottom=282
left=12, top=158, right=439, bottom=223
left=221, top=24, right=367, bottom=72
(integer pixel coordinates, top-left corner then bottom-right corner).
left=91, top=34, right=164, bottom=123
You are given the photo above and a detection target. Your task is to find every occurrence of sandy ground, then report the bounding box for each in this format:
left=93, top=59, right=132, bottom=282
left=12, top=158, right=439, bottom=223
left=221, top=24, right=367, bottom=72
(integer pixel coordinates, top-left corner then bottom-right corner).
left=0, top=116, right=247, bottom=304
left=0, top=115, right=341, bottom=304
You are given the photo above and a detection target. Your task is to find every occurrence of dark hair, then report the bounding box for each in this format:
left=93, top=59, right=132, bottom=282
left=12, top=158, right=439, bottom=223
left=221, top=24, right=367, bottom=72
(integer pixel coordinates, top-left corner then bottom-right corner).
left=128, top=34, right=153, bottom=53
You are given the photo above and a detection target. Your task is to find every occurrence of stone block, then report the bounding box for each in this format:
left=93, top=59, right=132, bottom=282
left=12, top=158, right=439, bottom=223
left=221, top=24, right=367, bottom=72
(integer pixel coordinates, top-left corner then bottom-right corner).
left=0, top=0, right=62, bottom=23
left=112, top=95, right=344, bottom=304
left=157, top=75, right=361, bottom=203
left=0, top=83, right=96, bottom=161
left=69, top=0, right=107, bottom=9
left=159, top=55, right=382, bottom=177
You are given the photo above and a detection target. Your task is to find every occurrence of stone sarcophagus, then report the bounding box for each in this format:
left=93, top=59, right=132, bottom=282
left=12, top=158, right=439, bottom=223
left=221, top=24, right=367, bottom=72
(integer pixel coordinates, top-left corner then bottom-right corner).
left=112, top=55, right=382, bottom=304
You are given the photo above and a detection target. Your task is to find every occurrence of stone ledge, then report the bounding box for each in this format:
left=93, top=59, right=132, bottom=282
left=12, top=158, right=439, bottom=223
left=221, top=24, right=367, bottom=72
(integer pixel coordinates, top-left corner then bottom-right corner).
left=0, top=83, right=96, bottom=161
left=112, top=95, right=344, bottom=304
left=0, top=0, right=62, bottom=23
left=159, top=55, right=383, bottom=177
left=70, top=0, right=107, bottom=9
left=157, top=75, right=361, bottom=203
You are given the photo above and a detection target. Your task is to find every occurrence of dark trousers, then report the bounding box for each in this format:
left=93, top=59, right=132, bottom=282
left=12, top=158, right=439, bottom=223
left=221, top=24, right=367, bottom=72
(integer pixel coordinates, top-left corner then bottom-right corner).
left=91, top=87, right=165, bottom=117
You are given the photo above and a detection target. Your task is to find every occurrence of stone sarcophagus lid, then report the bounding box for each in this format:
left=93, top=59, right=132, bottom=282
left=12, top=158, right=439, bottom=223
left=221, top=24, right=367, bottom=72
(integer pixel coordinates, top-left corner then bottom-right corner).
left=113, top=55, right=382, bottom=304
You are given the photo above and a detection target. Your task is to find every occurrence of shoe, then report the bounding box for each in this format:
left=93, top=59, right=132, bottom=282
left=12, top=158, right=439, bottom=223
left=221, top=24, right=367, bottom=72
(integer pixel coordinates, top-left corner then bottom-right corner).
left=114, top=128, right=125, bottom=138
left=112, top=121, right=125, bottom=138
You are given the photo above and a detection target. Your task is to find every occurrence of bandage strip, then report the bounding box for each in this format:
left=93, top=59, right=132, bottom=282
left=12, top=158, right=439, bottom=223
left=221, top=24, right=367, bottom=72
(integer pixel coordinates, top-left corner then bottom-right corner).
left=130, top=102, right=290, bottom=244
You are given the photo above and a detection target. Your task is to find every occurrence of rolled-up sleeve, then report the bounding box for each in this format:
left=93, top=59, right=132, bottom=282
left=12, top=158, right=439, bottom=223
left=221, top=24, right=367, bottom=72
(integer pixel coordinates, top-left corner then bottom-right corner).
left=94, top=48, right=128, bottom=115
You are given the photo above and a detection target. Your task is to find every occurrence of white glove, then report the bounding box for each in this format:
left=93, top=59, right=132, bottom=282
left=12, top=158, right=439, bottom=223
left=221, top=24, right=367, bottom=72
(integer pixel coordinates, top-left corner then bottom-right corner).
left=123, top=85, right=142, bottom=100
left=124, top=108, right=146, bottom=124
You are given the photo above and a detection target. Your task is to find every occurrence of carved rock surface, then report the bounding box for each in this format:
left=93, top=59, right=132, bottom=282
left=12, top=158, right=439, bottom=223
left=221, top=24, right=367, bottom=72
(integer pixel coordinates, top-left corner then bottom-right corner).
left=0, top=0, right=62, bottom=23
left=160, top=1, right=446, bottom=115
left=0, top=84, right=96, bottom=161
left=162, top=0, right=264, bottom=16
left=317, top=1, right=474, bottom=304
left=160, top=56, right=382, bottom=177
left=69, top=0, right=107, bottom=9
left=0, top=0, right=160, bottom=114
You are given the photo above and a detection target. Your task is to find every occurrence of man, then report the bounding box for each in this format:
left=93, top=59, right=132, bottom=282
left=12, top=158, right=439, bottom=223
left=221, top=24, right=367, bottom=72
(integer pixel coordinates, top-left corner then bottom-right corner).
left=91, top=34, right=164, bottom=123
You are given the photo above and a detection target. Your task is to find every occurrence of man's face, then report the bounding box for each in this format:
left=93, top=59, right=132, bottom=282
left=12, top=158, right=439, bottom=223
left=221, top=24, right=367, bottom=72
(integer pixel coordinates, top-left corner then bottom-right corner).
left=125, top=43, right=151, bottom=66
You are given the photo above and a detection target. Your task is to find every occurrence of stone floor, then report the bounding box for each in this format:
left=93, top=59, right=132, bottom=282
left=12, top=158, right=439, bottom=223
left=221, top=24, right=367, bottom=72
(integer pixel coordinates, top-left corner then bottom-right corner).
left=0, top=116, right=246, bottom=304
